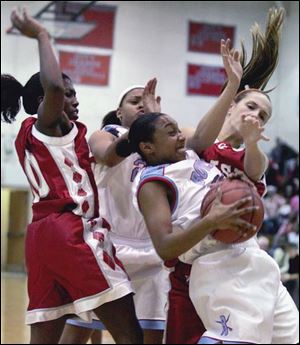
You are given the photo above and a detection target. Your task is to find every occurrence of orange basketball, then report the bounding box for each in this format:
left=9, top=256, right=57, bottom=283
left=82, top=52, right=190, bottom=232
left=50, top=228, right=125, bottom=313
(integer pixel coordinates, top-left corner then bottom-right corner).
left=200, top=178, right=264, bottom=243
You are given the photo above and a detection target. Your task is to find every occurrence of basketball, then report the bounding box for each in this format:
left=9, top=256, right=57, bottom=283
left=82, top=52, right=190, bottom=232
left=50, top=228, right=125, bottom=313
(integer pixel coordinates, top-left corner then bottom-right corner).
left=200, top=178, right=264, bottom=243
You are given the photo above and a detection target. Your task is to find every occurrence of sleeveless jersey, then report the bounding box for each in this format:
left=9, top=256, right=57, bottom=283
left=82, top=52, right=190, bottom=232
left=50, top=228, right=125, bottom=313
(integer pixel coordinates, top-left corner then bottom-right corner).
left=133, top=150, right=223, bottom=263
left=133, top=150, right=260, bottom=264
left=93, top=127, right=169, bottom=323
left=93, top=125, right=150, bottom=240
left=201, top=140, right=266, bottom=196
left=15, top=117, right=99, bottom=222
left=15, top=118, right=134, bottom=325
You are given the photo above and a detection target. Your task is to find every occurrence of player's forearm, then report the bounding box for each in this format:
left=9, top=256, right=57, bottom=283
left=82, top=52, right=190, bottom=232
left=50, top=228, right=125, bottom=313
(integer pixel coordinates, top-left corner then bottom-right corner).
left=101, top=133, right=129, bottom=167
left=155, top=217, right=215, bottom=261
left=244, top=142, right=268, bottom=181
left=188, top=80, right=239, bottom=153
left=38, top=32, right=64, bottom=93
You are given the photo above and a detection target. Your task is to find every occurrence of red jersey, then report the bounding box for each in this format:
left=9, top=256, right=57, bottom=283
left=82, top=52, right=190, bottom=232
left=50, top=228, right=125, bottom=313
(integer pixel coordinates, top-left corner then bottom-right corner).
left=201, top=141, right=266, bottom=196
left=15, top=117, right=99, bottom=221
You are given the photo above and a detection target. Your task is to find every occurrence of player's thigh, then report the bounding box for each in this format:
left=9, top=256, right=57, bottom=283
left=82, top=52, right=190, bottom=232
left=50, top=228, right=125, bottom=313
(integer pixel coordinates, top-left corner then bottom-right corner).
left=271, top=282, right=299, bottom=344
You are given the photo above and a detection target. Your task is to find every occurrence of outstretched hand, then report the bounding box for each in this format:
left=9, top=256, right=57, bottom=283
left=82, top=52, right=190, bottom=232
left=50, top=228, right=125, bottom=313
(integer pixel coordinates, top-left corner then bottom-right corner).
left=143, top=78, right=161, bottom=113
left=9, top=7, right=48, bottom=39
left=221, top=38, right=243, bottom=88
left=239, top=114, right=270, bottom=144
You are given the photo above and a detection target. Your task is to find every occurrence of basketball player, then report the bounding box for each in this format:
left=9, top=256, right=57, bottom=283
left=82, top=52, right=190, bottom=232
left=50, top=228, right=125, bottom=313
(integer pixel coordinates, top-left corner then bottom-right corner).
left=86, top=79, right=169, bottom=344
left=1, top=8, right=143, bottom=344
left=126, top=112, right=299, bottom=344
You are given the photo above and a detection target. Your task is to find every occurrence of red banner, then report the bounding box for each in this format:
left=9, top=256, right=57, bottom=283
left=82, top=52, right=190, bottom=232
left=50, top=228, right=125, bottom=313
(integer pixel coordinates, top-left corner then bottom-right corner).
left=59, top=51, right=110, bottom=86
left=187, top=64, right=227, bottom=96
left=188, top=22, right=235, bottom=54
left=55, top=4, right=116, bottom=48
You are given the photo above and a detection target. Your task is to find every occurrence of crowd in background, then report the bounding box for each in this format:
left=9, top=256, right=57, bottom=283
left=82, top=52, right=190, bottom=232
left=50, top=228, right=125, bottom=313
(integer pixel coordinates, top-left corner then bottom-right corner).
left=258, top=137, right=299, bottom=307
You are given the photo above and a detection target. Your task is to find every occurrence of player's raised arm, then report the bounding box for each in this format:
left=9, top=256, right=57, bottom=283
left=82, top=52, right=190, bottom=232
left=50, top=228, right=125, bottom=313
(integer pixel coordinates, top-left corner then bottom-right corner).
left=10, top=8, right=67, bottom=134
left=186, top=39, right=242, bottom=154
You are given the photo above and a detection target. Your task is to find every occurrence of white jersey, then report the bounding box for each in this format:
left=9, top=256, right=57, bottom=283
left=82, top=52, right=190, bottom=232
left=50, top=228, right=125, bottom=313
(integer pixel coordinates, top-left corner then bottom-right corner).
left=133, top=150, right=258, bottom=264
left=93, top=125, right=170, bottom=322
left=94, top=125, right=149, bottom=240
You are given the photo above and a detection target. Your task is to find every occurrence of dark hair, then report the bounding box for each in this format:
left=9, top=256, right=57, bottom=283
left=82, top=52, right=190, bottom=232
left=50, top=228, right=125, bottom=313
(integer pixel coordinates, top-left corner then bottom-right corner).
left=222, top=7, right=285, bottom=96
left=1, top=74, right=23, bottom=123
left=101, top=110, right=121, bottom=128
left=1, top=72, right=70, bottom=123
left=116, top=113, right=163, bottom=158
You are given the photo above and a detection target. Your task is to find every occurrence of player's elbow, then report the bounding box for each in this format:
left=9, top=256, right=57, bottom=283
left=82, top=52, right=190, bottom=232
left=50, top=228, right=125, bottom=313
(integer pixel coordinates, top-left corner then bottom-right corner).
left=155, top=243, right=178, bottom=262
left=185, top=137, right=206, bottom=156
left=245, top=169, right=265, bottom=182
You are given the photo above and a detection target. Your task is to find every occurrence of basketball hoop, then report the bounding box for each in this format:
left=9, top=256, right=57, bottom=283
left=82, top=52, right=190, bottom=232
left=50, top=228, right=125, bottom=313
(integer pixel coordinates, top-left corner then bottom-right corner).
left=7, top=1, right=97, bottom=40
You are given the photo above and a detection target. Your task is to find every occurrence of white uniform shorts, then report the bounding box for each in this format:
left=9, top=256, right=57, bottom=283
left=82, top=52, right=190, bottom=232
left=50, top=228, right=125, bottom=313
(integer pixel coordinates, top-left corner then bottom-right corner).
left=189, top=247, right=299, bottom=344
left=112, top=235, right=170, bottom=322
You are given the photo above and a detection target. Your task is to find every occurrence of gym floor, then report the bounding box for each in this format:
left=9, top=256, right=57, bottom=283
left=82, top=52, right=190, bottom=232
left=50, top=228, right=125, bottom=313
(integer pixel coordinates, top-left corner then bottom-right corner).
left=1, top=272, right=115, bottom=344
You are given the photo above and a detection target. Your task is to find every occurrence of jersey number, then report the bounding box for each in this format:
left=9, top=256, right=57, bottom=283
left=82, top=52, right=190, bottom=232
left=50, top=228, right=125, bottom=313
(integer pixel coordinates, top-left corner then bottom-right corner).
left=24, top=150, right=50, bottom=202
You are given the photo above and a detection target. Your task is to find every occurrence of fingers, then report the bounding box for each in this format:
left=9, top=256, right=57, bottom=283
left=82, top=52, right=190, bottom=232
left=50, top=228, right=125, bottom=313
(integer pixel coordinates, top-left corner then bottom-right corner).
left=240, top=114, right=247, bottom=123
left=145, top=78, right=157, bottom=95
left=233, top=221, right=257, bottom=236
left=258, top=126, right=270, bottom=141
left=226, top=215, right=257, bottom=236
left=10, top=7, right=28, bottom=31
left=150, top=78, right=157, bottom=94
left=240, top=220, right=257, bottom=232
left=241, top=116, right=270, bottom=142
left=240, top=175, right=255, bottom=188
left=143, top=78, right=161, bottom=113
left=242, top=114, right=257, bottom=123
left=220, top=38, right=231, bottom=55
left=7, top=8, right=20, bottom=33
left=215, top=186, right=222, bottom=203
left=11, top=8, right=21, bottom=26
left=230, top=196, right=252, bottom=208
left=244, top=115, right=259, bottom=127
left=225, top=38, right=231, bottom=53
left=227, top=172, right=243, bottom=180
left=235, top=205, right=259, bottom=217
left=220, top=39, right=226, bottom=55
left=233, top=49, right=240, bottom=61
left=143, top=80, right=150, bottom=94
left=221, top=38, right=240, bottom=61
left=260, top=133, right=270, bottom=141
left=23, top=7, right=28, bottom=19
